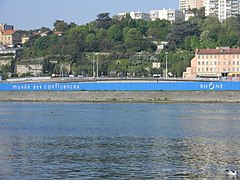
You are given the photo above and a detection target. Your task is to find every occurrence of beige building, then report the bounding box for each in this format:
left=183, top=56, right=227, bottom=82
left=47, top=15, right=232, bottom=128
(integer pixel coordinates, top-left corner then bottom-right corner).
left=179, top=0, right=205, bottom=11
left=16, top=58, right=44, bottom=76
left=0, top=30, right=22, bottom=46
left=152, top=62, right=161, bottom=69
left=16, top=64, right=43, bottom=77
left=21, top=36, right=30, bottom=44
left=183, top=47, right=240, bottom=79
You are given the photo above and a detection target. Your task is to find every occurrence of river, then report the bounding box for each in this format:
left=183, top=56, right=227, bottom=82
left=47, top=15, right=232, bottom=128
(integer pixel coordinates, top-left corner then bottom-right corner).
left=0, top=102, right=239, bottom=179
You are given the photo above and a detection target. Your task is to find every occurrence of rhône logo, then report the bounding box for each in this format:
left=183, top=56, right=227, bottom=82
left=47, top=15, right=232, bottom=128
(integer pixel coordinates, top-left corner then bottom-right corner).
left=200, top=82, right=223, bottom=90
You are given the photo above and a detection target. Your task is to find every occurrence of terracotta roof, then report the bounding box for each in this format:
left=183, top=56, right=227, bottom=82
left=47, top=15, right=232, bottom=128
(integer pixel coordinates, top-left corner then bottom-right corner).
left=196, top=48, right=240, bottom=55
left=2, top=30, right=15, bottom=35
left=53, top=31, right=64, bottom=34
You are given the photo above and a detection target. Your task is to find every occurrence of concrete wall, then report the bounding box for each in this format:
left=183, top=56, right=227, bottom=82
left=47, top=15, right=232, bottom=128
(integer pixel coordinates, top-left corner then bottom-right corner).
left=0, top=91, right=239, bottom=103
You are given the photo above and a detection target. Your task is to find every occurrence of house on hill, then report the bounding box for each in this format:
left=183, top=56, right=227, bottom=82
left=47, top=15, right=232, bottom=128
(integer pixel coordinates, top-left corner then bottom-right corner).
left=183, top=47, right=240, bottom=80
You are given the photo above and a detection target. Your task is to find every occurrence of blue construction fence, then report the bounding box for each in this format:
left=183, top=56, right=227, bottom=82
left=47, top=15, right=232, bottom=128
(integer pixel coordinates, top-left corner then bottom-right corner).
left=0, top=81, right=239, bottom=91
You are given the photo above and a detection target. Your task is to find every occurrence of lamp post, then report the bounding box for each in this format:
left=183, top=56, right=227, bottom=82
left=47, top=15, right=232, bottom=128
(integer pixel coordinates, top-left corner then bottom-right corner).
left=96, top=53, right=99, bottom=78
left=92, top=53, right=95, bottom=78
left=165, top=52, right=168, bottom=79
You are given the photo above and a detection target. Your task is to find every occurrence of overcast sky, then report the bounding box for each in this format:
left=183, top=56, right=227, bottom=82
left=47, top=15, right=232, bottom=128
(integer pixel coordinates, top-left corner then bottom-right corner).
left=0, top=0, right=178, bottom=30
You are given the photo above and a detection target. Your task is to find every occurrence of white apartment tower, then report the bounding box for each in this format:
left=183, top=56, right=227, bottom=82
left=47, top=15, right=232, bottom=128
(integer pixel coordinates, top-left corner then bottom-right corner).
left=205, top=0, right=240, bottom=22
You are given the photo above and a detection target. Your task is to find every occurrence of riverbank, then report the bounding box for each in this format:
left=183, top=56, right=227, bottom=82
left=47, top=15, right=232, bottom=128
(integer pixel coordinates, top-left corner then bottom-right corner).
left=0, top=91, right=239, bottom=103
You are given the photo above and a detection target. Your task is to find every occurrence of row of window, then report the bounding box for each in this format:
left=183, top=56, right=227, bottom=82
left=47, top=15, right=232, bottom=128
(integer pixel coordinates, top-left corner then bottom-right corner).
left=198, top=54, right=240, bottom=59
left=197, top=67, right=240, bottom=73
left=1, top=36, right=11, bottom=41
left=198, top=60, right=240, bottom=66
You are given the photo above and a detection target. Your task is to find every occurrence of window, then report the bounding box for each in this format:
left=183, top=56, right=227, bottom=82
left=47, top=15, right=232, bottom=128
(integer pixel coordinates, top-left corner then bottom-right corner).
left=202, top=61, right=204, bottom=65
left=198, top=61, right=201, bottom=65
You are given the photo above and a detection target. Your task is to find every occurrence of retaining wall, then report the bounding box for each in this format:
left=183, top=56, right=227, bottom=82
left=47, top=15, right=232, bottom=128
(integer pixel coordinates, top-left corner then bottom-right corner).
left=0, top=91, right=239, bottom=103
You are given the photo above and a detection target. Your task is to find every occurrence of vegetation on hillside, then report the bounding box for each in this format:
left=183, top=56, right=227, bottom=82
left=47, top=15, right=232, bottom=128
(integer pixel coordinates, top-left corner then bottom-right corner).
left=16, top=13, right=240, bottom=77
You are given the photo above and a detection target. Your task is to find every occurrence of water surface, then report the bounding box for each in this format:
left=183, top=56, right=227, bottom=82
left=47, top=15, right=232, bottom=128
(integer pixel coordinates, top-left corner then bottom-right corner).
left=0, top=102, right=239, bottom=179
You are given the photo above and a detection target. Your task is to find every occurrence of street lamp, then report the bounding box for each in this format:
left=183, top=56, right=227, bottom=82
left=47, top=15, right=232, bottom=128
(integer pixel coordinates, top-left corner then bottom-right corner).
left=165, top=52, right=168, bottom=79
left=92, top=53, right=95, bottom=78
left=96, top=53, right=99, bottom=78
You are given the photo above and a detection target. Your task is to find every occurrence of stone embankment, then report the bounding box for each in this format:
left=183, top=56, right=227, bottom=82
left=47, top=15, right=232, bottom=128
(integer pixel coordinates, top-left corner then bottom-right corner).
left=0, top=91, right=239, bottom=103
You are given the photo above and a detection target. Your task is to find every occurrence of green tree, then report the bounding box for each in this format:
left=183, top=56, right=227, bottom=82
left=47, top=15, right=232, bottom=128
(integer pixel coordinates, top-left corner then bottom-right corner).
left=167, top=21, right=200, bottom=50
left=108, top=24, right=122, bottom=42
left=124, top=28, right=142, bottom=44
left=217, top=32, right=239, bottom=47
left=54, top=20, right=69, bottom=32
left=199, top=30, right=216, bottom=48
left=201, top=16, right=222, bottom=42
left=96, top=13, right=113, bottom=29
left=222, top=17, right=240, bottom=34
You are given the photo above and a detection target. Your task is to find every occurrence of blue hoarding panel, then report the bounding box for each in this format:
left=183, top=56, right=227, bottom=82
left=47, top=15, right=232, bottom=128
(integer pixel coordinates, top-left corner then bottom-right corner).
left=0, top=81, right=239, bottom=91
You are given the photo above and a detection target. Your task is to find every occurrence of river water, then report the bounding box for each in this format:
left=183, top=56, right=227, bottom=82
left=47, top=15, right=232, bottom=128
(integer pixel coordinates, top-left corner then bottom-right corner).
left=0, top=102, right=240, bottom=179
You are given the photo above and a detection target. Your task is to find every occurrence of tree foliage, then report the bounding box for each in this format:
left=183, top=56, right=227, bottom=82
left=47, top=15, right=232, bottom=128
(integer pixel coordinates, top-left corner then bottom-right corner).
left=18, top=12, right=240, bottom=77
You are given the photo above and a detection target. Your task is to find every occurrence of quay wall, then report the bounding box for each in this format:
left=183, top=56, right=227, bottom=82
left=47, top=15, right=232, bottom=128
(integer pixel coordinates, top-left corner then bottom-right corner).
left=0, top=81, right=239, bottom=103
left=0, top=91, right=239, bottom=103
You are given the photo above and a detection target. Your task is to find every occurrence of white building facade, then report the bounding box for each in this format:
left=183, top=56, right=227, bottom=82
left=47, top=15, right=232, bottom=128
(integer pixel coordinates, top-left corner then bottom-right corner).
left=204, top=0, right=240, bottom=22
left=118, top=11, right=150, bottom=20
left=129, top=11, right=150, bottom=20
left=150, top=9, right=184, bottom=23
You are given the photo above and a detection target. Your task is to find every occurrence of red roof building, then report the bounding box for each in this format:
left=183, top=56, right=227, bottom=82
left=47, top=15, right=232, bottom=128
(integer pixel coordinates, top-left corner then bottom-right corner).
left=183, top=47, right=240, bottom=80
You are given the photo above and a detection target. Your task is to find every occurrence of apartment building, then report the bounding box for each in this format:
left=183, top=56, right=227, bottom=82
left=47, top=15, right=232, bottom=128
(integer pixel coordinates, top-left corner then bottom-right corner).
left=130, top=11, right=150, bottom=20
left=204, top=0, right=240, bottom=22
left=118, top=11, right=150, bottom=21
left=179, top=0, right=205, bottom=11
left=180, top=0, right=240, bottom=22
left=150, top=9, right=184, bottom=23
left=0, top=46, right=22, bottom=71
left=183, top=47, right=240, bottom=79
left=0, top=23, right=14, bottom=31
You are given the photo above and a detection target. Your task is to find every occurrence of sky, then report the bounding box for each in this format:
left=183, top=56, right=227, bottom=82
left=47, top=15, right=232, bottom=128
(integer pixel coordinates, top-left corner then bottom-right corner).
left=0, top=0, right=178, bottom=30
